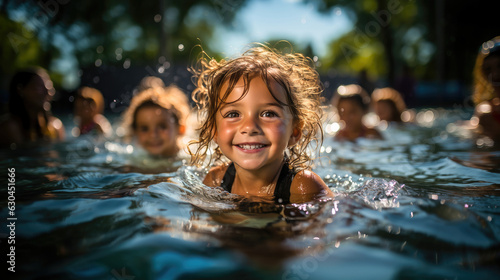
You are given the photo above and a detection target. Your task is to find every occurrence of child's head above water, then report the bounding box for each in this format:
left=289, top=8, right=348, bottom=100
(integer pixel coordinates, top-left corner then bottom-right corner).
left=371, top=87, right=406, bottom=122
left=331, top=84, right=382, bottom=141
left=331, top=84, right=370, bottom=126
left=189, top=44, right=324, bottom=170
left=122, top=85, right=190, bottom=157
left=75, top=87, right=105, bottom=120
left=74, top=86, right=112, bottom=136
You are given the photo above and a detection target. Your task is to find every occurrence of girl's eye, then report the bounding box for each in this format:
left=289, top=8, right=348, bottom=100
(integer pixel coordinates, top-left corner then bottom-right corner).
left=138, top=126, right=149, bottom=133
left=262, top=111, right=278, bottom=118
left=223, top=111, right=239, bottom=118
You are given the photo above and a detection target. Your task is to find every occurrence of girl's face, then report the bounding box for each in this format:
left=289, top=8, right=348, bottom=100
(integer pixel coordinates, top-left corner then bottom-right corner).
left=74, top=97, right=97, bottom=121
left=134, top=105, right=180, bottom=157
left=375, top=100, right=397, bottom=122
left=483, top=54, right=500, bottom=93
left=19, top=75, right=49, bottom=110
left=338, top=99, right=365, bottom=129
left=214, top=76, right=299, bottom=172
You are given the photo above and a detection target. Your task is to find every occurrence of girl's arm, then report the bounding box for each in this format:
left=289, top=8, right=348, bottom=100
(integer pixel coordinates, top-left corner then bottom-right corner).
left=290, top=170, right=334, bottom=203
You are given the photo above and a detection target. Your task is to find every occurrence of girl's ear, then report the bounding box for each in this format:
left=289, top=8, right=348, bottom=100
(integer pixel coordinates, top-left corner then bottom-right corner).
left=178, top=124, right=186, bottom=135
left=288, top=121, right=303, bottom=147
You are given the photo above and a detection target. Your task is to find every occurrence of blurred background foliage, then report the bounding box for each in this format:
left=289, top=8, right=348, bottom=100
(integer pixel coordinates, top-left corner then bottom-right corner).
left=0, top=0, right=498, bottom=107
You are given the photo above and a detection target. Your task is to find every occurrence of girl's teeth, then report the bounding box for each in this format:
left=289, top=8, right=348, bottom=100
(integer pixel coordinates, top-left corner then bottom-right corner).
left=239, top=144, right=264, bottom=150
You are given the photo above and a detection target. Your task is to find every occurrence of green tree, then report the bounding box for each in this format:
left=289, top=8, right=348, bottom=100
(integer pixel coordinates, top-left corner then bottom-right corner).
left=311, top=0, right=498, bottom=89
left=309, top=0, right=421, bottom=85
left=2, top=0, right=249, bottom=88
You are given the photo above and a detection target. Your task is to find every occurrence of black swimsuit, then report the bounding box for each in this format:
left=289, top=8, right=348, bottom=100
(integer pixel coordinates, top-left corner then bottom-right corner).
left=220, top=162, right=296, bottom=204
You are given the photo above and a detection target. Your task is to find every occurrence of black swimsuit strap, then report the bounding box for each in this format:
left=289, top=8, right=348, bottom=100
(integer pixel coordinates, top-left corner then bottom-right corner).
left=219, top=161, right=295, bottom=204
left=220, top=163, right=236, bottom=192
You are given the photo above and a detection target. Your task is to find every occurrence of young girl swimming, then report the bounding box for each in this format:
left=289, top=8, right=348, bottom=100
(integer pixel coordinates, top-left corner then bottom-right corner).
left=189, top=45, right=333, bottom=204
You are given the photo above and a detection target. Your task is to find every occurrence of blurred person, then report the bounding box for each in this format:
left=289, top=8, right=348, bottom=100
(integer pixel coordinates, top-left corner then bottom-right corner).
left=121, top=85, right=190, bottom=158
left=471, top=36, right=500, bottom=142
left=331, top=84, right=382, bottom=141
left=73, top=86, right=112, bottom=137
left=0, top=67, right=65, bottom=148
left=371, top=87, right=407, bottom=123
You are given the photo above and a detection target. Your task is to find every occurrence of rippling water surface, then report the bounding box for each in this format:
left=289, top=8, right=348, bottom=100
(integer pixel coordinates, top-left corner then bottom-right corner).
left=1, top=109, right=499, bottom=280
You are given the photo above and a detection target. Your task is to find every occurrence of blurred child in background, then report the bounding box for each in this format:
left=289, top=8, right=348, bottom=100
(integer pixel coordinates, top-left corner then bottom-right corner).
left=73, top=86, right=112, bottom=137
left=471, top=36, right=500, bottom=141
left=121, top=85, right=190, bottom=159
left=0, top=67, right=65, bottom=148
left=371, top=87, right=407, bottom=123
left=331, top=84, right=382, bottom=141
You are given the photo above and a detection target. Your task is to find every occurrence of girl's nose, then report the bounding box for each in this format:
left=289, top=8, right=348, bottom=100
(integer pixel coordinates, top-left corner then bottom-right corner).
left=240, top=115, right=261, bottom=135
left=151, top=127, right=160, bottom=137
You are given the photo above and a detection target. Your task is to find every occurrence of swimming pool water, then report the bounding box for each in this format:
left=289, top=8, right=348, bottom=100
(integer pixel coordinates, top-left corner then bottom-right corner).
left=1, top=108, right=499, bottom=279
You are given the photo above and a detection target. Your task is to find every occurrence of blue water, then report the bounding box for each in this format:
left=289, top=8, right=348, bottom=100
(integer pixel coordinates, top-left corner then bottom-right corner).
left=1, top=108, right=500, bottom=280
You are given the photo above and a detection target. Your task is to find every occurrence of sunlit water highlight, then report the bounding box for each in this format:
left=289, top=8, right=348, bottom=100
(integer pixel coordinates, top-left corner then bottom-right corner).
left=1, top=108, right=499, bottom=279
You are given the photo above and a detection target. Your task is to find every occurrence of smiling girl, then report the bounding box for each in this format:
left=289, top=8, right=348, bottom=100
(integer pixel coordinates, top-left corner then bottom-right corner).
left=189, top=44, right=333, bottom=204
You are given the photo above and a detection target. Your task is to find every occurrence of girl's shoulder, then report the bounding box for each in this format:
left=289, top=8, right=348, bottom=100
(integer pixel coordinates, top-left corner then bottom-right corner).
left=203, top=163, right=230, bottom=187
left=289, top=169, right=333, bottom=203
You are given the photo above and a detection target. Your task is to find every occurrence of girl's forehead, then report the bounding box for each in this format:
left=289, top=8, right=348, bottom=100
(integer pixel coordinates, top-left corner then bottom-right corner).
left=219, top=76, right=289, bottom=104
left=339, top=98, right=363, bottom=108
left=137, top=104, right=169, bottom=115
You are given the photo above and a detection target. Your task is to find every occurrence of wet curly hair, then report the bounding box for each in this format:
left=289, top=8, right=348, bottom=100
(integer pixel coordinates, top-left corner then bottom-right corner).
left=188, top=43, right=324, bottom=170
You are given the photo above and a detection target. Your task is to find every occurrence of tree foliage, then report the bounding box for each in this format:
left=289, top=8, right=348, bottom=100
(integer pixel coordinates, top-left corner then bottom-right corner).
left=1, top=0, right=248, bottom=88
left=310, top=0, right=498, bottom=87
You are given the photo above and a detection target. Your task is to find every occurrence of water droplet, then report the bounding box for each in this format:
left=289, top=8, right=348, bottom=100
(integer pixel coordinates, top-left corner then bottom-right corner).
left=123, top=59, right=131, bottom=69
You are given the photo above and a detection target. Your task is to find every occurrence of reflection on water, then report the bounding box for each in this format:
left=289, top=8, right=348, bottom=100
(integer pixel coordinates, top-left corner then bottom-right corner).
left=1, top=109, right=500, bottom=279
